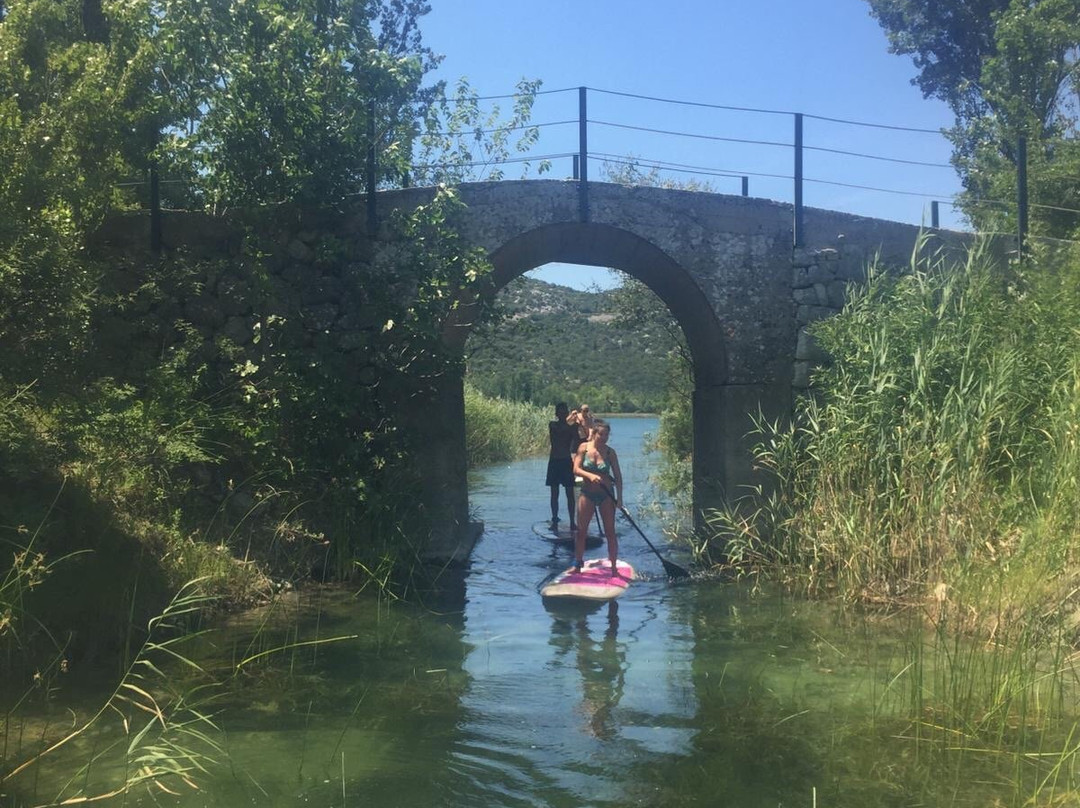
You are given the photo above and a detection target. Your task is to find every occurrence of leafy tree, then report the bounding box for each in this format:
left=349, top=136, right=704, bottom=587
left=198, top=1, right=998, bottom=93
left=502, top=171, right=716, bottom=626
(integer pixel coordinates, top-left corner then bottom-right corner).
left=0, top=0, right=538, bottom=604
left=413, top=77, right=549, bottom=185
left=865, top=0, right=1080, bottom=238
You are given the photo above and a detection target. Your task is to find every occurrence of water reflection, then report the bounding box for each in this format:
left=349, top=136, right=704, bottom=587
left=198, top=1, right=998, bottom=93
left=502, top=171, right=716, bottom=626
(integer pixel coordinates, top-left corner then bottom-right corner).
left=12, top=410, right=1074, bottom=807
left=442, top=417, right=698, bottom=806
left=547, top=600, right=625, bottom=741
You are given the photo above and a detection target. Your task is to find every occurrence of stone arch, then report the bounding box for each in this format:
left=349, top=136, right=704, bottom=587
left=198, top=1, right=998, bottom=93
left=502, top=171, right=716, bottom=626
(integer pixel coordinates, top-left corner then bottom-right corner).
left=448, top=221, right=727, bottom=389
left=426, top=221, right=733, bottom=560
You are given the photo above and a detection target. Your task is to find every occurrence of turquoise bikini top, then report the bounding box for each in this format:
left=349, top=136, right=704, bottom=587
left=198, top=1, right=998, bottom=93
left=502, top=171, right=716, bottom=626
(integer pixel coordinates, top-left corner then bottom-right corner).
left=582, top=453, right=612, bottom=477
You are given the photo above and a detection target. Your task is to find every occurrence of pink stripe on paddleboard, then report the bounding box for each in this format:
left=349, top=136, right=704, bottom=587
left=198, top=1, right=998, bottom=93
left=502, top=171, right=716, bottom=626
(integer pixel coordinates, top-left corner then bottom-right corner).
left=560, top=560, right=633, bottom=588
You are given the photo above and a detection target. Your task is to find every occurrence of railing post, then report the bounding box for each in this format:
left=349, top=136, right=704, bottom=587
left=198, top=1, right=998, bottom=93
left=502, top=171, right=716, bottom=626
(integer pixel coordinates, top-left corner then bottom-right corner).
left=741, top=176, right=748, bottom=197
left=149, top=127, right=161, bottom=254
left=931, top=200, right=940, bottom=229
left=793, top=112, right=804, bottom=248
left=578, top=86, right=589, bottom=222
left=366, top=97, right=377, bottom=234
left=1017, top=135, right=1028, bottom=258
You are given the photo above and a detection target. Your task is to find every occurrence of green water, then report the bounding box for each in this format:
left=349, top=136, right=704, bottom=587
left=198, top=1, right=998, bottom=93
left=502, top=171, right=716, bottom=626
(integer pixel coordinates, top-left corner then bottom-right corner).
left=4, top=417, right=1080, bottom=807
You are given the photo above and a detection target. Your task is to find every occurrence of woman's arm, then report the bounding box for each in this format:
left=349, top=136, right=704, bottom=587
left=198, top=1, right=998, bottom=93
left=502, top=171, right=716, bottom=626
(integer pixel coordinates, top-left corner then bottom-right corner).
left=572, top=443, right=587, bottom=478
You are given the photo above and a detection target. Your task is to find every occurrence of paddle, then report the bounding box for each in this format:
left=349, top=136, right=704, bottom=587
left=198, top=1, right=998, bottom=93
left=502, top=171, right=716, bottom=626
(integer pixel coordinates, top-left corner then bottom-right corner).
left=598, top=483, right=691, bottom=579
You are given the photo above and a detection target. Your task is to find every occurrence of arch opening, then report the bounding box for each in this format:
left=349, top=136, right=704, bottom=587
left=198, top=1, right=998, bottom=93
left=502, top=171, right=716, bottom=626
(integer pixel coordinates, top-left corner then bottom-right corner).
left=428, top=222, right=735, bottom=562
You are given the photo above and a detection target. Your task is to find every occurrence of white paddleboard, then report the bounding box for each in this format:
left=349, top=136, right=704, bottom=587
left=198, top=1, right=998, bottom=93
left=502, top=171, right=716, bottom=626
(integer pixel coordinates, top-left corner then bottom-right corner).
left=540, top=559, right=635, bottom=601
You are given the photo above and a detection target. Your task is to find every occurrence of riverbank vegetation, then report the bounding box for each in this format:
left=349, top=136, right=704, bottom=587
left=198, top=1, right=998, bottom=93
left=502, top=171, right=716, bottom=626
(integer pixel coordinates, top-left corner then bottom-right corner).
left=0, top=0, right=542, bottom=691
left=702, top=239, right=1080, bottom=620
left=686, top=239, right=1080, bottom=806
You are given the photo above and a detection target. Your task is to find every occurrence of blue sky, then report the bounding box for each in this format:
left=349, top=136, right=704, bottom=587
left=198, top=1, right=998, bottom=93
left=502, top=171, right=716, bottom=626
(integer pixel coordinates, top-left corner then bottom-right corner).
left=421, top=1, right=962, bottom=289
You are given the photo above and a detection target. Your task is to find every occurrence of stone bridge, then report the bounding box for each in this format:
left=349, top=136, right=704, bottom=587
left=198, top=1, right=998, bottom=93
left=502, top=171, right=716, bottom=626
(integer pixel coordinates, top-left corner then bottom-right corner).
left=97, top=178, right=969, bottom=563
left=382, top=180, right=966, bottom=560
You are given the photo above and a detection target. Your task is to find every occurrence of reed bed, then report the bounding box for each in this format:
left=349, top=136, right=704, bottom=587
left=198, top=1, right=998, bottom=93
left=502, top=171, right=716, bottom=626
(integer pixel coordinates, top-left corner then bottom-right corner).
left=693, top=237, right=1080, bottom=802
left=703, top=238, right=1080, bottom=611
left=463, top=384, right=548, bottom=467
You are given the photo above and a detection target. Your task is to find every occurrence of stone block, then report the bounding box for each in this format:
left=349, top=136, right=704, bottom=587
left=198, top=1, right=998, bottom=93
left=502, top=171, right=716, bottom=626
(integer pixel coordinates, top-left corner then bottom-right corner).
left=287, top=238, right=316, bottom=263
left=301, top=303, right=339, bottom=332
left=827, top=280, right=848, bottom=308
left=281, top=262, right=310, bottom=285
left=792, top=262, right=837, bottom=288
left=796, top=327, right=831, bottom=362
left=219, top=315, right=255, bottom=345
left=301, top=276, right=345, bottom=306
left=183, top=294, right=226, bottom=331
left=796, top=304, right=837, bottom=326
left=792, top=247, right=816, bottom=268
left=792, top=361, right=811, bottom=388
left=337, top=331, right=368, bottom=352
left=836, top=254, right=868, bottom=282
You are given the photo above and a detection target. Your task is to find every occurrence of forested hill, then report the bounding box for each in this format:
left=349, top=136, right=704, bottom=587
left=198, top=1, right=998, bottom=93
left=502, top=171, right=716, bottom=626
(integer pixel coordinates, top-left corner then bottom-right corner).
left=464, top=276, right=677, bottom=412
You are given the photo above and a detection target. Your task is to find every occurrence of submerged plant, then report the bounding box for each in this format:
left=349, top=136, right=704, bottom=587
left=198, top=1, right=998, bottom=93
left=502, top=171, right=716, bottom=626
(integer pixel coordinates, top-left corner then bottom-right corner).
left=1, top=580, right=223, bottom=805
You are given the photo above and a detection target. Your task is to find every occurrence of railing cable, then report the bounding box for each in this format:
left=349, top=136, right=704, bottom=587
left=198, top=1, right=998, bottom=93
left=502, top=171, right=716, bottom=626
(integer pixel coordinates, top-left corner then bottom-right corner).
left=591, top=119, right=952, bottom=167
left=588, top=86, right=945, bottom=134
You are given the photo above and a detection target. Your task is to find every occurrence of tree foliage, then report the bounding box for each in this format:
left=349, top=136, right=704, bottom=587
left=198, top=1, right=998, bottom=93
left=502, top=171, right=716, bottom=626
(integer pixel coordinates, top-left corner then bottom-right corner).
left=0, top=0, right=540, bottom=636
left=866, top=0, right=1080, bottom=238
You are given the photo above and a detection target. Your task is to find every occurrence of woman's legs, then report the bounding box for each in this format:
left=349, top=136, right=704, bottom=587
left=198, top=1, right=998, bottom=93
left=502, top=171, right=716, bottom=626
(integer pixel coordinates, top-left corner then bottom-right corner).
left=574, top=495, right=595, bottom=568
left=599, top=498, right=618, bottom=571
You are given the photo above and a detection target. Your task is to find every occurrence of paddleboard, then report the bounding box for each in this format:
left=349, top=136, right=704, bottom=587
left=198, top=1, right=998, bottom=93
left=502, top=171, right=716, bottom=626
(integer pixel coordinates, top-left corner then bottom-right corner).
left=540, top=559, right=634, bottom=602
left=531, top=521, right=603, bottom=549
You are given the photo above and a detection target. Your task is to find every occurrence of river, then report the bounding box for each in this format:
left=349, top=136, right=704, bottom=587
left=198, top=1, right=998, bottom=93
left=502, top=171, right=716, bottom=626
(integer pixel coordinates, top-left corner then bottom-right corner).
left=6, top=416, right=1079, bottom=807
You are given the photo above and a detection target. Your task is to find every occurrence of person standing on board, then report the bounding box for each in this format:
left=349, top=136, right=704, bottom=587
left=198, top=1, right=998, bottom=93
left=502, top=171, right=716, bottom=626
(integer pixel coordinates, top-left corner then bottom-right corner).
left=568, top=404, right=595, bottom=457
left=572, top=419, right=623, bottom=575
left=546, top=402, right=578, bottom=531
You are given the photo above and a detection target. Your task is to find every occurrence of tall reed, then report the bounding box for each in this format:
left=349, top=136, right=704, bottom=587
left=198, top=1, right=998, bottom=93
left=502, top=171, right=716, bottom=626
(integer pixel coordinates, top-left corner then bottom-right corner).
left=703, top=237, right=1080, bottom=614
left=463, top=383, right=548, bottom=467
left=1, top=581, right=222, bottom=806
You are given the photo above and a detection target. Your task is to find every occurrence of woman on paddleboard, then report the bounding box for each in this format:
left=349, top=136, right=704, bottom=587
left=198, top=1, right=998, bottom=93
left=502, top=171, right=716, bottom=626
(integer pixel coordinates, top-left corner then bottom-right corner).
left=571, top=419, right=623, bottom=575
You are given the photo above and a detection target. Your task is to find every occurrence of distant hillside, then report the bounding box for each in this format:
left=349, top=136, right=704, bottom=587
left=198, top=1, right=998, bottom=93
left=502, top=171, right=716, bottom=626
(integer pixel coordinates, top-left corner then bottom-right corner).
left=464, top=276, right=678, bottom=412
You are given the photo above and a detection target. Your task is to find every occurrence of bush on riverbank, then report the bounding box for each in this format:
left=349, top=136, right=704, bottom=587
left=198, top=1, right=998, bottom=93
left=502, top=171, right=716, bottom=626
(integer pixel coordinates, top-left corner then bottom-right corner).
left=464, top=384, right=549, bottom=467
left=702, top=238, right=1080, bottom=623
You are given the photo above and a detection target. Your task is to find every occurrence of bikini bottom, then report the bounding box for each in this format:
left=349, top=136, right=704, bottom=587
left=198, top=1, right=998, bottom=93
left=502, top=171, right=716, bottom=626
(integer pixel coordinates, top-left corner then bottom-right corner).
left=581, top=489, right=608, bottom=506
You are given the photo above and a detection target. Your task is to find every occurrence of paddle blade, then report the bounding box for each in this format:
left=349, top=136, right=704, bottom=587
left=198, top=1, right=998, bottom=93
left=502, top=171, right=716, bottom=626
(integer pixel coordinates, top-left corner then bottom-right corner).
left=615, top=504, right=693, bottom=580
left=661, top=557, right=692, bottom=579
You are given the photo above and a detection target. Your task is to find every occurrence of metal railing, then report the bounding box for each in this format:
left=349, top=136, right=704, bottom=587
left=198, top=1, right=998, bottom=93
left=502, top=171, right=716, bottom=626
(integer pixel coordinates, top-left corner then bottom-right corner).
left=128, top=84, right=1078, bottom=255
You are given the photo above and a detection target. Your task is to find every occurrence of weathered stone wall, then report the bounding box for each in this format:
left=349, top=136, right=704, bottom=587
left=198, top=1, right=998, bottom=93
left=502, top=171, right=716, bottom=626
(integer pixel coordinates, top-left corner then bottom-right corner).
left=91, top=206, right=478, bottom=565
left=94, top=209, right=398, bottom=389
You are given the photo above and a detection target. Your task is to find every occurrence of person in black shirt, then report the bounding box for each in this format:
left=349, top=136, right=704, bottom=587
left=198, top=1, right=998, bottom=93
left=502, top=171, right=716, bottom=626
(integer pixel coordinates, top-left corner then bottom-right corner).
left=546, top=402, right=578, bottom=530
